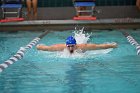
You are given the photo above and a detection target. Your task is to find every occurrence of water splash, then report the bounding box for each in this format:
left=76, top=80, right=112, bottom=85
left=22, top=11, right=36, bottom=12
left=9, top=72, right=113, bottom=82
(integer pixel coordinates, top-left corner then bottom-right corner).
left=74, top=27, right=91, bottom=44
left=38, top=28, right=113, bottom=59
left=57, top=48, right=113, bottom=59
left=57, top=28, right=91, bottom=58
left=57, top=48, right=85, bottom=58
left=57, top=27, right=113, bottom=58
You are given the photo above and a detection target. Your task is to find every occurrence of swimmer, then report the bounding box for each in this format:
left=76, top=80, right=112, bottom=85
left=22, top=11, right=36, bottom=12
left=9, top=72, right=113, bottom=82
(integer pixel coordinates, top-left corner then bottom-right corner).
left=36, top=36, right=117, bottom=54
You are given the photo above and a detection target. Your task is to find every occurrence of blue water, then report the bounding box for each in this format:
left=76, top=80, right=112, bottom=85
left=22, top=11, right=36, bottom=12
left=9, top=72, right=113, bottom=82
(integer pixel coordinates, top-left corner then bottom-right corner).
left=0, top=30, right=140, bottom=93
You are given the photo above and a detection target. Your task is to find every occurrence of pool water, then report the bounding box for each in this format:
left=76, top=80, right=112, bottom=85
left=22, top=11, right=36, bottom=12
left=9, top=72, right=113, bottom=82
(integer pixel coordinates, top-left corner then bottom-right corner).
left=0, top=29, right=140, bottom=93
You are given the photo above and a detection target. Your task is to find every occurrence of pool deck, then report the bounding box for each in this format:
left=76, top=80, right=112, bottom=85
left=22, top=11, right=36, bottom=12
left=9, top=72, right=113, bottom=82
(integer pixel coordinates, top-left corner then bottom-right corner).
left=0, top=18, right=140, bottom=31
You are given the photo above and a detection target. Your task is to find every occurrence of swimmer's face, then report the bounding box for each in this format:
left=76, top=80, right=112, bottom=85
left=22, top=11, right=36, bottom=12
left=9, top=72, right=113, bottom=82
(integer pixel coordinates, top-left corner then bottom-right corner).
left=66, top=44, right=76, bottom=54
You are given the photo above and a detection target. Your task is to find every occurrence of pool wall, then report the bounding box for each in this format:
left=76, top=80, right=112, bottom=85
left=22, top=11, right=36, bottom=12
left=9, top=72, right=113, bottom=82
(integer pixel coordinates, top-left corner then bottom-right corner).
left=0, top=6, right=140, bottom=31
left=36, top=6, right=140, bottom=20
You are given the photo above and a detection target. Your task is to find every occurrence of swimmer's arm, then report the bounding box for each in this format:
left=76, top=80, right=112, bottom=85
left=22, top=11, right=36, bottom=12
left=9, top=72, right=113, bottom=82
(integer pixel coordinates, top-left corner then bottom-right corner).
left=36, top=44, right=66, bottom=51
left=78, top=43, right=117, bottom=50
left=94, top=43, right=117, bottom=49
left=36, top=45, right=49, bottom=51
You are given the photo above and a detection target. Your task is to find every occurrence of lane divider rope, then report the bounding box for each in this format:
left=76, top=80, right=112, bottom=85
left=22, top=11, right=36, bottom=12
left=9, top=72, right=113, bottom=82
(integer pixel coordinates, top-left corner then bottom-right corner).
left=122, top=32, right=140, bottom=55
left=0, top=31, right=49, bottom=73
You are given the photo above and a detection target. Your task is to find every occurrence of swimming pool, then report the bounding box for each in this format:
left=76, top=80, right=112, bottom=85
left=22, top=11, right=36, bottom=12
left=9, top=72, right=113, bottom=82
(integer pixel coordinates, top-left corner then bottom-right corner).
left=0, top=29, right=140, bottom=93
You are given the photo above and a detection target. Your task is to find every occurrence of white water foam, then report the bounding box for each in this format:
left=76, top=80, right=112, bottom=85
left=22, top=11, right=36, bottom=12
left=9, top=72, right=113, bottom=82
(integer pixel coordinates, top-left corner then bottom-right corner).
left=74, top=27, right=91, bottom=44
left=57, top=48, right=85, bottom=58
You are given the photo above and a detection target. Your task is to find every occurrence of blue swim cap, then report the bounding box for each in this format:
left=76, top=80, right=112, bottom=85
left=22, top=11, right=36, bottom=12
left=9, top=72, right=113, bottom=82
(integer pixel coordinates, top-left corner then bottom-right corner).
left=66, top=36, right=76, bottom=45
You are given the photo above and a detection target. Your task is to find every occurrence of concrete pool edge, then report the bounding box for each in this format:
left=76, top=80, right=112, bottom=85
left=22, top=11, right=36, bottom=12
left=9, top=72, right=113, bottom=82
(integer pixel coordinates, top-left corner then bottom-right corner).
left=0, top=19, right=140, bottom=31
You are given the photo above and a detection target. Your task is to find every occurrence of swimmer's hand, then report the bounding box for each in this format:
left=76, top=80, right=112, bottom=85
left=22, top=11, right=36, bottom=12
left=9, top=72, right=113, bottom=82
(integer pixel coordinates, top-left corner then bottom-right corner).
left=102, top=42, right=117, bottom=49
left=36, top=44, right=42, bottom=50
left=111, top=42, right=117, bottom=48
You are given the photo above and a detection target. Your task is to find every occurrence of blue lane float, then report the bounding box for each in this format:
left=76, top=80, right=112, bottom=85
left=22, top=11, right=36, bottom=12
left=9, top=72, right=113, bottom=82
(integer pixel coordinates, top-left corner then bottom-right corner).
left=0, top=31, right=49, bottom=73
left=122, top=32, right=140, bottom=55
